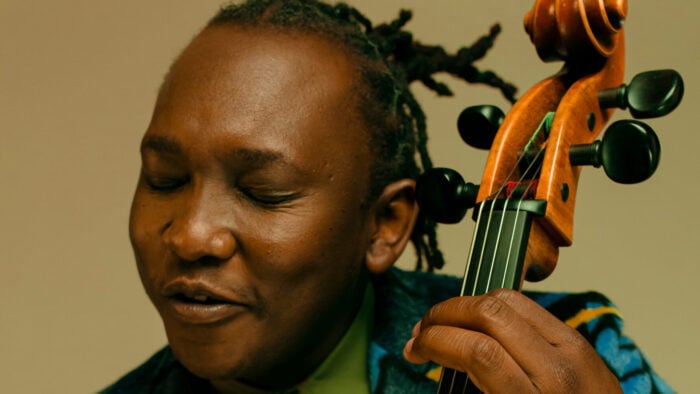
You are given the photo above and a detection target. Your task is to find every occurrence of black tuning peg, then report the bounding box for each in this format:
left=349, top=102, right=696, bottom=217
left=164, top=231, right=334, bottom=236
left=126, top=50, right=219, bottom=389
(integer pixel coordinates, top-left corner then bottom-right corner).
left=416, top=168, right=478, bottom=224
left=569, top=120, right=661, bottom=184
left=457, top=105, right=504, bottom=149
left=598, top=69, right=684, bottom=119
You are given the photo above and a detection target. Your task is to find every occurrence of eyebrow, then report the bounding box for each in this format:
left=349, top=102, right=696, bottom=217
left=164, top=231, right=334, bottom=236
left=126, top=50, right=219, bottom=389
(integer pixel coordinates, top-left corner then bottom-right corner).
left=141, top=135, right=182, bottom=155
left=140, top=135, right=299, bottom=172
left=225, top=147, right=305, bottom=175
left=229, top=148, right=284, bottom=168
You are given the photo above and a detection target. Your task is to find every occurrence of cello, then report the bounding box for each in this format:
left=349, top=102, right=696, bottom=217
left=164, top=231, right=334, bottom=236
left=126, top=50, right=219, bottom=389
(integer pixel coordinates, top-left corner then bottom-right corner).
left=414, top=0, right=684, bottom=392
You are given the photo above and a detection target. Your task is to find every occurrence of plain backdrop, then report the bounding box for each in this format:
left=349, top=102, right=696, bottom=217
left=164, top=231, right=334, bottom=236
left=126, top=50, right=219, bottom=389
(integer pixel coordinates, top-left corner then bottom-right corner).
left=1, top=1, right=697, bottom=392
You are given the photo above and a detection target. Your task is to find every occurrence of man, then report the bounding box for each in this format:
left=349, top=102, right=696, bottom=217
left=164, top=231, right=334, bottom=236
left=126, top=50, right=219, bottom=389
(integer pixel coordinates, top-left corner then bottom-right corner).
left=105, top=1, right=670, bottom=392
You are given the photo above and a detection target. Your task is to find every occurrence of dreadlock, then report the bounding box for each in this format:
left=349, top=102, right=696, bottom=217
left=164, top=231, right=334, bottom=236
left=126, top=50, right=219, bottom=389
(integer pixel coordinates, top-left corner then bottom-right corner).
left=208, top=0, right=516, bottom=271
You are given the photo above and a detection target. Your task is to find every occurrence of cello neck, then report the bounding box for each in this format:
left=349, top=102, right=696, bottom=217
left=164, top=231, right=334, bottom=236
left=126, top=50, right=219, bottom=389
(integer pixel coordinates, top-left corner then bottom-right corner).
left=460, top=199, right=546, bottom=296
left=437, top=198, right=545, bottom=393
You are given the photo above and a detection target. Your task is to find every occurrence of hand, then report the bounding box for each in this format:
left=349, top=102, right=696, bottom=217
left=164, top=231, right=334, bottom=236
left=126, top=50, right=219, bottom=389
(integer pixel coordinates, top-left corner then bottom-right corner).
left=403, top=289, right=622, bottom=393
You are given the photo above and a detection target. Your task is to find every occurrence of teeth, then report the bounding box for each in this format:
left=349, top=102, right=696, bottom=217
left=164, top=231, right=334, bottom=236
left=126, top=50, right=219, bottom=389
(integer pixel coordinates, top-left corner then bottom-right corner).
left=193, top=295, right=209, bottom=302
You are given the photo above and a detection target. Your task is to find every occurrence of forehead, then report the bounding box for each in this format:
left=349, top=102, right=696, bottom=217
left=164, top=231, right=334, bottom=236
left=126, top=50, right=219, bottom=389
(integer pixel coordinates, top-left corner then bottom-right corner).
left=160, top=25, right=359, bottom=116
left=148, top=25, right=370, bottom=172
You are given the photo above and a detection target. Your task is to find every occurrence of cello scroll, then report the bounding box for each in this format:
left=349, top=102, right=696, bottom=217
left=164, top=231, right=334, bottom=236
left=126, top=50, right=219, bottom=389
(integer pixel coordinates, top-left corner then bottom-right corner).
left=415, top=1, right=683, bottom=391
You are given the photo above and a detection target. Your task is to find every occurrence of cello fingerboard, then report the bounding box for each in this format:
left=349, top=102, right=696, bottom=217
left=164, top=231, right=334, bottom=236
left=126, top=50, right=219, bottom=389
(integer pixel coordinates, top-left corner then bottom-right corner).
left=437, top=203, right=534, bottom=394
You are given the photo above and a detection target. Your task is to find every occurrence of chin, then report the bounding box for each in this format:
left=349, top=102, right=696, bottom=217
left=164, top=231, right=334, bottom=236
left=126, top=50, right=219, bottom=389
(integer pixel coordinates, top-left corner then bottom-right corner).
left=161, top=322, right=243, bottom=377
left=173, top=341, right=296, bottom=391
left=169, top=336, right=248, bottom=381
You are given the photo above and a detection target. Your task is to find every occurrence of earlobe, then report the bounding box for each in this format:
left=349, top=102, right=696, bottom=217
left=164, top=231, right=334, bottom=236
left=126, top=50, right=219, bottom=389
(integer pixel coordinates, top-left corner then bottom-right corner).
left=365, top=179, right=419, bottom=274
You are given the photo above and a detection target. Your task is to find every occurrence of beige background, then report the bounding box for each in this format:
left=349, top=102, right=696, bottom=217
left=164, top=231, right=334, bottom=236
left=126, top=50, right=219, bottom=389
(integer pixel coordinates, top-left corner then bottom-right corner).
left=1, top=1, right=697, bottom=392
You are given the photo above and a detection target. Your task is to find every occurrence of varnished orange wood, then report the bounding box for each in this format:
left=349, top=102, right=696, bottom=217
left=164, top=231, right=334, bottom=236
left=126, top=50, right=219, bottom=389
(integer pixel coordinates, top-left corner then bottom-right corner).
left=477, top=75, right=568, bottom=202
left=478, top=0, right=626, bottom=281
left=524, top=0, right=627, bottom=61
left=524, top=220, right=559, bottom=282
left=536, top=37, right=624, bottom=249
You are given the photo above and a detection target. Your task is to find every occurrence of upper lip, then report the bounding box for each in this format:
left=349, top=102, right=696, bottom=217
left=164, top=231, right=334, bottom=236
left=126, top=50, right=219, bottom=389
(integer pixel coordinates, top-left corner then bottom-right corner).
left=162, top=278, right=247, bottom=305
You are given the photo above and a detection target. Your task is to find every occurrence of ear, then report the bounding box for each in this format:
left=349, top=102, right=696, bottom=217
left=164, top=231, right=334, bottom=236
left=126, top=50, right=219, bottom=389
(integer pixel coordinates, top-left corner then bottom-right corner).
left=365, top=179, right=419, bottom=274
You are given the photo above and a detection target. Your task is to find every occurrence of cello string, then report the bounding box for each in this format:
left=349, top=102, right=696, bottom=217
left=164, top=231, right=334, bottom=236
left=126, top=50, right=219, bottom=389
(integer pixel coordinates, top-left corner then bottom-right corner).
left=462, top=120, right=549, bottom=393
left=455, top=183, right=510, bottom=394
left=500, top=142, right=547, bottom=289
left=497, top=113, right=552, bottom=289
left=458, top=201, right=488, bottom=296
left=451, top=171, right=514, bottom=393
left=470, top=113, right=551, bottom=297
left=457, top=144, right=546, bottom=394
left=451, top=115, right=552, bottom=394
left=443, top=199, right=488, bottom=392
left=463, top=151, right=525, bottom=297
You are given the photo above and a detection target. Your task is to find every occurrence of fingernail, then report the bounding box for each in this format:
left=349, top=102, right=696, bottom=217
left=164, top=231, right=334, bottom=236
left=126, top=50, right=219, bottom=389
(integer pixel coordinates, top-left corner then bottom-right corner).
left=403, top=337, right=415, bottom=356
left=412, top=321, right=421, bottom=336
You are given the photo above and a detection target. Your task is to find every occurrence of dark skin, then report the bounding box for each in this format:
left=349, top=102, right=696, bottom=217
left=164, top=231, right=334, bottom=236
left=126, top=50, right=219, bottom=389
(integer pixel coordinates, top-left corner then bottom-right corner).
left=130, top=25, right=416, bottom=392
left=130, top=24, right=621, bottom=393
left=403, top=290, right=622, bottom=392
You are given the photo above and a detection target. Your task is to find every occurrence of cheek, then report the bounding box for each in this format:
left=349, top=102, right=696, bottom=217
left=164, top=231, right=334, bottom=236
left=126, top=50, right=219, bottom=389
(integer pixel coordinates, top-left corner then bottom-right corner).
left=239, top=204, right=370, bottom=323
left=128, top=191, right=167, bottom=292
left=238, top=207, right=369, bottom=348
left=129, top=192, right=153, bottom=252
left=244, top=205, right=368, bottom=278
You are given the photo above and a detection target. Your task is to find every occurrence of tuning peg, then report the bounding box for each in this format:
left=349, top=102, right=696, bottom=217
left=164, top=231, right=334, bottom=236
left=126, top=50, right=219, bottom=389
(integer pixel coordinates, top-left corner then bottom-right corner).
left=457, top=105, right=504, bottom=149
left=598, top=69, right=684, bottom=119
left=416, top=168, right=478, bottom=224
left=569, top=120, right=661, bottom=184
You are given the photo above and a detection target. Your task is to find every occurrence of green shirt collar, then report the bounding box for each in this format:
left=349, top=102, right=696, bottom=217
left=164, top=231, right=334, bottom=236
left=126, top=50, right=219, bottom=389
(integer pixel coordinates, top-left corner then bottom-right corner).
left=297, top=284, right=374, bottom=394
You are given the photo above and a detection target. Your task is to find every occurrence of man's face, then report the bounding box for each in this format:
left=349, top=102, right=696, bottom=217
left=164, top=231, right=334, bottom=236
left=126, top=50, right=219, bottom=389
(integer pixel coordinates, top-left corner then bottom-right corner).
left=129, top=26, right=377, bottom=389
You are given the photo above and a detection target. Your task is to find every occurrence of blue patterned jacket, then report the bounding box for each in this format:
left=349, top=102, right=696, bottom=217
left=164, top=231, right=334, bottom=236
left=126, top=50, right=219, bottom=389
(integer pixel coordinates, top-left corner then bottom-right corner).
left=102, top=267, right=672, bottom=393
left=368, top=268, right=672, bottom=393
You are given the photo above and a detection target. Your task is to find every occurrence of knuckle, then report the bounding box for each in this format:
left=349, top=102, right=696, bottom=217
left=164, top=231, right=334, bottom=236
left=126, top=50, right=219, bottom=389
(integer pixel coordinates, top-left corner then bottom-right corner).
left=538, top=331, right=604, bottom=393
left=560, top=327, right=590, bottom=351
left=549, top=359, right=580, bottom=392
left=473, top=294, right=508, bottom=321
left=467, top=337, right=505, bottom=371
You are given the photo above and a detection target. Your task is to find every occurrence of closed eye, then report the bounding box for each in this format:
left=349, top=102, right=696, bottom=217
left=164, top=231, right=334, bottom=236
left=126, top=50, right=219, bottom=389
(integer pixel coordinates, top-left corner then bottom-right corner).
left=238, top=187, right=300, bottom=207
left=143, top=174, right=189, bottom=192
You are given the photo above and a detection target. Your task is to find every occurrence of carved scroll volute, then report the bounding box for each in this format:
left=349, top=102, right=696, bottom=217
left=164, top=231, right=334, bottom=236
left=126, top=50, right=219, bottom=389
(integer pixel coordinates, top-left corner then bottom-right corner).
left=524, top=0, right=627, bottom=61
left=477, top=0, right=627, bottom=281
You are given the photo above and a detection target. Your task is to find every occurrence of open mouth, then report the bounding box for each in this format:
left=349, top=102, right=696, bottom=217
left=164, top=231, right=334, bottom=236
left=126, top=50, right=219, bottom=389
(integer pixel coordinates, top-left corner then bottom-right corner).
left=172, top=293, right=228, bottom=305
left=166, top=293, right=245, bottom=324
left=162, top=280, right=248, bottom=324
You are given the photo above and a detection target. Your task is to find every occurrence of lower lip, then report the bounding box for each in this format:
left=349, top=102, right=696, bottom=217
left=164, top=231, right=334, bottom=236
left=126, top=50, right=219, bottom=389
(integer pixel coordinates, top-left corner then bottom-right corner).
left=166, top=299, right=247, bottom=325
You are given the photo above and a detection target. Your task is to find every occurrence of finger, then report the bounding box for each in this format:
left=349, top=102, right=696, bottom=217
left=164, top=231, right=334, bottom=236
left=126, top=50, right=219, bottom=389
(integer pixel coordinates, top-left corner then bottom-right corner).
left=417, top=290, right=616, bottom=392
left=402, top=337, right=429, bottom=364
left=484, top=290, right=623, bottom=392
left=485, top=290, right=612, bottom=381
left=407, top=324, right=535, bottom=393
left=486, top=289, right=585, bottom=345
left=418, top=291, right=557, bottom=373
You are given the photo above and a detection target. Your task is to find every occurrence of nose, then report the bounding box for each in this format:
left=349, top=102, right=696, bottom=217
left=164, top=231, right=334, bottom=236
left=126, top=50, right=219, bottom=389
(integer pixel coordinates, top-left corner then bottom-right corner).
left=162, top=188, right=237, bottom=263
